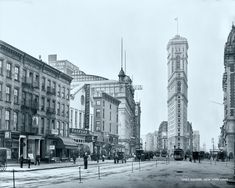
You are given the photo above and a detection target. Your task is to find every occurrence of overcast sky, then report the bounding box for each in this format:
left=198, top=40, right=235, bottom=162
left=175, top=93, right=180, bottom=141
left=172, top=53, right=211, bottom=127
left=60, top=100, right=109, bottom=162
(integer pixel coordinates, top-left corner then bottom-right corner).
left=1, top=0, right=235, bottom=150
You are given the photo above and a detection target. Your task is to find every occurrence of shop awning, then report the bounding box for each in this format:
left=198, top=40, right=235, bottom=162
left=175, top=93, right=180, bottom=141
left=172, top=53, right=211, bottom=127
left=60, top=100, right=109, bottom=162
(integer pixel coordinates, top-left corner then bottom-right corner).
left=56, top=136, right=78, bottom=150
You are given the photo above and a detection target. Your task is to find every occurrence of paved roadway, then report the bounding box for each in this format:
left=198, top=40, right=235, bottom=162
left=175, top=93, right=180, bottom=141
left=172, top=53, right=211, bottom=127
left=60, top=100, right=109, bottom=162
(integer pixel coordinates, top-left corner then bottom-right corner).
left=0, top=158, right=234, bottom=188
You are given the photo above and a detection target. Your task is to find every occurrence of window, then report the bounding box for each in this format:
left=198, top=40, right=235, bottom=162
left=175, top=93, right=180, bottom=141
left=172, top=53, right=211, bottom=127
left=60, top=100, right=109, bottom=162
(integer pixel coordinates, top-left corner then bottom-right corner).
left=116, top=125, right=118, bottom=134
left=6, top=62, right=12, bottom=78
left=52, top=100, right=56, bottom=111
left=109, top=123, right=111, bottom=132
left=110, top=112, right=111, bottom=120
left=70, top=109, right=73, bottom=126
left=176, top=55, right=180, bottom=69
left=62, top=104, right=65, bottom=116
left=103, top=109, right=105, bottom=118
left=6, top=85, right=11, bottom=102
left=96, top=121, right=101, bottom=131
left=110, top=104, right=112, bottom=109
left=57, top=85, right=61, bottom=97
left=29, top=72, right=33, bottom=84
left=21, top=113, right=26, bottom=132
left=14, top=88, right=19, bottom=104
left=23, top=69, right=27, bottom=83
left=42, top=77, right=45, bottom=90
left=66, top=88, right=70, bottom=100
left=62, top=86, right=65, bottom=98
left=66, top=105, right=69, bottom=118
left=41, top=97, right=45, bottom=111
left=81, top=95, right=85, bottom=105
left=22, top=91, right=26, bottom=105
left=52, top=120, right=55, bottom=129
left=231, top=64, right=235, bottom=72
left=35, top=74, right=39, bottom=88
left=96, top=109, right=101, bottom=118
left=47, top=98, right=50, bottom=108
left=103, top=101, right=105, bottom=106
left=0, top=83, right=2, bottom=100
left=0, top=60, right=3, bottom=75
left=5, top=110, right=10, bottom=130
left=57, top=102, right=60, bottom=115
left=96, top=100, right=101, bottom=105
left=103, top=121, right=105, bottom=131
left=47, top=79, right=51, bottom=88
left=177, top=81, right=181, bottom=93
left=57, top=121, right=60, bottom=135
left=52, top=82, right=56, bottom=91
left=13, top=112, right=18, bottom=131
left=14, top=66, right=20, bottom=81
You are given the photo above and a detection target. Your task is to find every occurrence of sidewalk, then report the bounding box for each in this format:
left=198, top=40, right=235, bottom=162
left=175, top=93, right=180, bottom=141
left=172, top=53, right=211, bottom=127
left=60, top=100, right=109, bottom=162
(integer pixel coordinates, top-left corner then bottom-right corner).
left=4, top=159, right=119, bottom=172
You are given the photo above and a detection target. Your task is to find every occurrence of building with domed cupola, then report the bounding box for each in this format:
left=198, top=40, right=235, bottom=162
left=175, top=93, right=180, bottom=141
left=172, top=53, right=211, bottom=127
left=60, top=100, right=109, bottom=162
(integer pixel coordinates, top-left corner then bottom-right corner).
left=167, top=34, right=190, bottom=154
left=222, top=24, right=235, bottom=158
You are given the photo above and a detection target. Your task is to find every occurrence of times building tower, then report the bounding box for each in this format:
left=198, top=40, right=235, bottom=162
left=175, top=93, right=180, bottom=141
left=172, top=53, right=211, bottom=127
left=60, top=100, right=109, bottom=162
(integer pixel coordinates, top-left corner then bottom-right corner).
left=167, top=34, right=189, bottom=154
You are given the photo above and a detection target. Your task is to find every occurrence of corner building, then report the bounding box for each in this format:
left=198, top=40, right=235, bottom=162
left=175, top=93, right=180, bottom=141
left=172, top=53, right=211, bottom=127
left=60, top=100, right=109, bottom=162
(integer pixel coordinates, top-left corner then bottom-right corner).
left=0, top=40, right=74, bottom=161
left=167, top=35, right=189, bottom=154
left=222, top=25, right=235, bottom=158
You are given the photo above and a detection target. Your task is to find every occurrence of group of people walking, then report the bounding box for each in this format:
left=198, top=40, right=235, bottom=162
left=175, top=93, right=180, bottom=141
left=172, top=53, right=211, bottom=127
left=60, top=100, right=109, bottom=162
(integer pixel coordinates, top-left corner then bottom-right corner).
left=19, top=154, right=40, bottom=168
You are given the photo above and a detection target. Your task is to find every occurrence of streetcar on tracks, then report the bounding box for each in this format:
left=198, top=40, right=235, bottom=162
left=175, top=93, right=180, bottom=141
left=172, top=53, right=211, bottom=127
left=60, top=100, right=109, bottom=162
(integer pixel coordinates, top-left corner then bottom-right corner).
left=174, top=148, right=184, bottom=160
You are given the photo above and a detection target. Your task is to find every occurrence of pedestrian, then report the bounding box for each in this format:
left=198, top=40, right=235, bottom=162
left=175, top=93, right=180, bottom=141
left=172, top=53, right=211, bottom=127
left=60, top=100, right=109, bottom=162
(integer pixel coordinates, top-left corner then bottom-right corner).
left=84, top=152, right=88, bottom=169
left=102, top=154, right=105, bottom=162
left=35, top=155, right=40, bottom=165
left=27, top=156, right=31, bottom=168
left=19, top=154, right=24, bottom=168
left=73, top=155, right=76, bottom=164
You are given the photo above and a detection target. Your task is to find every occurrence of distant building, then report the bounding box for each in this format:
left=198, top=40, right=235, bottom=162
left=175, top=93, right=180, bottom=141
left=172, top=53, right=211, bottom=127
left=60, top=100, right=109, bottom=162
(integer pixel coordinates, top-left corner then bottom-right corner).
left=145, top=133, right=154, bottom=151
left=157, top=121, right=168, bottom=151
left=48, top=54, right=80, bottom=76
left=93, top=92, right=120, bottom=157
left=185, top=122, right=193, bottom=153
left=153, top=131, right=158, bottom=151
left=69, top=68, right=137, bottom=155
left=222, top=24, right=235, bottom=158
left=193, top=130, right=200, bottom=151
left=167, top=34, right=189, bottom=154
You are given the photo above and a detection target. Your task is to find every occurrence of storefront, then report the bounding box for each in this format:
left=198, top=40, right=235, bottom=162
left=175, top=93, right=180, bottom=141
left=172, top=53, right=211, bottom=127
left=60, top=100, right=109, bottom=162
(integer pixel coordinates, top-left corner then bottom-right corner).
left=46, top=135, right=78, bottom=161
left=0, top=131, right=20, bottom=161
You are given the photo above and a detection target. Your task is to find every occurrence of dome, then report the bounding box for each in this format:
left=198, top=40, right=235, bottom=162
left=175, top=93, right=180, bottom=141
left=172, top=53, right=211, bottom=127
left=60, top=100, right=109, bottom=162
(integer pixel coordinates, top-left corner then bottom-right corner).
left=226, top=25, right=235, bottom=45
left=118, top=67, right=125, bottom=77
left=124, top=75, right=132, bottom=84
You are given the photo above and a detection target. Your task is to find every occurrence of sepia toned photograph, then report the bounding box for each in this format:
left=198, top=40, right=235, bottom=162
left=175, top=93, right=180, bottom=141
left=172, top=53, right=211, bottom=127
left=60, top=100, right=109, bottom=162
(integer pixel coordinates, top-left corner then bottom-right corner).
left=0, top=0, right=235, bottom=187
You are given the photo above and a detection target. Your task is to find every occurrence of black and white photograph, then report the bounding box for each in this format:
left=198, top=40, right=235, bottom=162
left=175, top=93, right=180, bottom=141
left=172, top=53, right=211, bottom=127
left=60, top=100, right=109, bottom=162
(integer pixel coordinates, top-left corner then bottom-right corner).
left=0, top=0, right=235, bottom=187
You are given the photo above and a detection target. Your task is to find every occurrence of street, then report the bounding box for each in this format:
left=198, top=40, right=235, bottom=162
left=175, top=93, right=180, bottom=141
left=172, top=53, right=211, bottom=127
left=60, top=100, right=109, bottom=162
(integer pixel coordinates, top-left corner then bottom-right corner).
left=0, top=158, right=234, bottom=188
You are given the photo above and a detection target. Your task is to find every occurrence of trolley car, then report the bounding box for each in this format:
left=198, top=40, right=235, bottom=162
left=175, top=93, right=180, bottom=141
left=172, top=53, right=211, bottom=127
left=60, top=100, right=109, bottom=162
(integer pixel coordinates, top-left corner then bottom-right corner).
left=174, top=148, right=184, bottom=160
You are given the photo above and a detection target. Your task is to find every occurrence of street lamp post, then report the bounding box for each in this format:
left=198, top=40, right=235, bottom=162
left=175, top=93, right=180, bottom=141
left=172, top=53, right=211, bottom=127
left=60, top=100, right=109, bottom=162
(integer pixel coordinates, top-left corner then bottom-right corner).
left=212, top=138, right=214, bottom=160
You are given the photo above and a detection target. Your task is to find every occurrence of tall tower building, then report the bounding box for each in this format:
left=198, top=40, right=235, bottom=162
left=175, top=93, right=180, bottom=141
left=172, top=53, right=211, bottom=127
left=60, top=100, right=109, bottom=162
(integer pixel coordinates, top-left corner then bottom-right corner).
left=167, top=34, right=189, bottom=154
left=222, top=24, right=235, bottom=157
